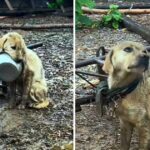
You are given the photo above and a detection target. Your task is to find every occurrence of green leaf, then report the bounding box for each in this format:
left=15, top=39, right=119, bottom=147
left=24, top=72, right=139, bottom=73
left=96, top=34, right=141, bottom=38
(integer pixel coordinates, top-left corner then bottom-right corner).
left=76, top=0, right=97, bottom=28
left=78, top=0, right=95, bottom=8
left=101, top=3, right=123, bottom=30
left=112, top=21, right=119, bottom=29
left=76, top=1, right=82, bottom=14
left=56, top=0, right=64, bottom=5
left=112, top=14, right=122, bottom=21
left=110, top=4, right=119, bottom=10
left=105, top=15, right=112, bottom=22
left=47, top=3, right=58, bottom=9
left=78, top=15, right=93, bottom=26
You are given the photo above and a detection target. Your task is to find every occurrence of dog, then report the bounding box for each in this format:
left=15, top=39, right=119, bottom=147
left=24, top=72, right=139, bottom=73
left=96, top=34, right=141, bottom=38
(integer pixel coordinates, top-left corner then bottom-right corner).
left=102, top=41, right=150, bottom=150
left=0, top=32, right=53, bottom=109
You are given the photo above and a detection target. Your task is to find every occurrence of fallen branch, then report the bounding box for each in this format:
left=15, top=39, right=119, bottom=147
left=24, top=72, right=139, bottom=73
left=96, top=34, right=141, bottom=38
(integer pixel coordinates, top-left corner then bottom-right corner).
left=0, top=8, right=73, bottom=17
left=95, top=4, right=150, bottom=9
left=123, top=16, right=150, bottom=43
left=76, top=95, right=95, bottom=106
left=0, top=23, right=73, bottom=30
left=82, top=6, right=150, bottom=14
left=0, top=9, right=56, bottom=16
left=27, top=42, right=43, bottom=49
left=76, top=56, right=105, bottom=68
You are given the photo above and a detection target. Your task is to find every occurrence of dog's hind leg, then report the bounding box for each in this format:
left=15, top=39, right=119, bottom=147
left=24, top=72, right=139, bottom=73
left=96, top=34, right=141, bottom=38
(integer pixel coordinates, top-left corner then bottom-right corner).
left=29, top=87, right=53, bottom=109
left=120, top=119, right=133, bottom=150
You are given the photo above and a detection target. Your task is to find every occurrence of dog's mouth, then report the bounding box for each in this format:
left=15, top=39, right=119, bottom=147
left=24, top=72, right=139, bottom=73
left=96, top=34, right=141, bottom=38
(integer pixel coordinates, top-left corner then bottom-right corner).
left=128, top=56, right=149, bottom=72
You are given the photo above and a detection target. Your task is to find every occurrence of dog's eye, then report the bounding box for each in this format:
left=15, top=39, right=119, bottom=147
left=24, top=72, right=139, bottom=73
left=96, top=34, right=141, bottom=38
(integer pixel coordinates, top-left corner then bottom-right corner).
left=123, top=47, right=133, bottom=53
left=124, top=47, right=133, bottom=52
left=11, top=46, right=16, bottom=50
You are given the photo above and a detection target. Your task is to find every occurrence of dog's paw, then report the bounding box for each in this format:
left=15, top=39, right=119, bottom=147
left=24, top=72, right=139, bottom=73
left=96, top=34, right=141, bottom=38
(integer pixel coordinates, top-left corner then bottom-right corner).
left=28, top=98, right=54, bottom=109
left=17, top=103, right=26, bottom=109
left=15, top=98, right=27, bottom=109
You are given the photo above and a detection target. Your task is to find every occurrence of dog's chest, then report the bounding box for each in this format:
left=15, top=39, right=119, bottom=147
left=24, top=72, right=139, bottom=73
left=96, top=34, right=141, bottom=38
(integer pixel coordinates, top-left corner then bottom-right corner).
left=118, top=81, right=150, bottom=125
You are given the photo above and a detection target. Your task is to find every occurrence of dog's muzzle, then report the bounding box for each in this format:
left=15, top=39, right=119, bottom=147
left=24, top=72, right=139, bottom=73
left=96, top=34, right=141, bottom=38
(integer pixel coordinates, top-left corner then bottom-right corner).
left=128, top=55, right=149, bottom=71
left=138, top=55, right=149, bottom=71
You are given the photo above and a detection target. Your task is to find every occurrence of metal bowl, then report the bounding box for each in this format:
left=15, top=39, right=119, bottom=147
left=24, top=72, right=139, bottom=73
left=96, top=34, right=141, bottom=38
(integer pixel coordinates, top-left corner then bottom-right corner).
left=0, top=53, right=23, bottom=82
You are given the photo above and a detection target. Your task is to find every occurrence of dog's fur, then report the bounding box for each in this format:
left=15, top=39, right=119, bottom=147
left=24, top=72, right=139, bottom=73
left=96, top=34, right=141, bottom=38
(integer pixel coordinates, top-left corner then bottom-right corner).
left=0, top=32, right=53, bottom=109
left=102, top=41, right=150, bottom=150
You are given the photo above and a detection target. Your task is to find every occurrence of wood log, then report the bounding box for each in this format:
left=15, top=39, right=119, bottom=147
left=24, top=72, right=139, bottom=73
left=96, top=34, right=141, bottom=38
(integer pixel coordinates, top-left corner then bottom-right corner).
left=0, top=9, right=56, bottom=16
left=27, top=42, right=43, bottom=49
left=0, top=23, right=73, bottom=30
left=0, top=8, right=73, bottom=17
left=123, top=16, right=150, bottom=43
left=76, top=95, right=95, bottom=106
left=82, top=6, right=150, bottom=14
left=95, top=4, right=150, bottom=9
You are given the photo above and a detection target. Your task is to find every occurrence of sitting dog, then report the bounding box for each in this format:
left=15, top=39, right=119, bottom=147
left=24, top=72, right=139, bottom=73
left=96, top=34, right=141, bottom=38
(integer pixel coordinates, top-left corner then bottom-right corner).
left=102, top=41, right=150, bottom=150
left=0, top=32, right=53, bottom=109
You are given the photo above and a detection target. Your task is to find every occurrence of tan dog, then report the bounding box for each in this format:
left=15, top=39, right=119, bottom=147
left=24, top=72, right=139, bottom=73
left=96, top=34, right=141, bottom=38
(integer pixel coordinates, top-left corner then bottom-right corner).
left=102, top=41, right=150, bottom=150
left=0, top=32, right=53, bottom=109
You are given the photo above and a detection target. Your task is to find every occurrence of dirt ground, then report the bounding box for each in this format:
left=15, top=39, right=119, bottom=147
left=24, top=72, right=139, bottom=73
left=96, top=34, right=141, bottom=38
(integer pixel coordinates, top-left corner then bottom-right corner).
left=0, top=14, right=73, bottom=149
left=75, top=14, right=150, bottom=150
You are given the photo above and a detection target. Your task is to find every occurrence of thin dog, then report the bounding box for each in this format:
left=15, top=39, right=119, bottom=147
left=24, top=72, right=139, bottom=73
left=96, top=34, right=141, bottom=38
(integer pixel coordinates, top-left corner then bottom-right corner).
left=102, top=41, right=150, bottom=150
left=0, top=32, right=53, bottom=109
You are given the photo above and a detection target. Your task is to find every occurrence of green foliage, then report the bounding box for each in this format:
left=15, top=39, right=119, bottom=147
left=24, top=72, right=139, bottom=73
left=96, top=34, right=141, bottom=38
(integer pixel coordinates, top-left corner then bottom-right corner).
left=47, top=0, right=64, bottom=9
left=76, top=0, right=99, bottom=28
left=101, top=4, right=123, bottom=29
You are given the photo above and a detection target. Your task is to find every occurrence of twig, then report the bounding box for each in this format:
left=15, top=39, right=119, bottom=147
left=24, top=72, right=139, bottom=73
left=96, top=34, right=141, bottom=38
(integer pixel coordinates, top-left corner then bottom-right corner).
left=5, top=0, right=14, bottom=10
left=76, top=73, right=96, bottom=88
left=76, top=71, right=107, bottom=78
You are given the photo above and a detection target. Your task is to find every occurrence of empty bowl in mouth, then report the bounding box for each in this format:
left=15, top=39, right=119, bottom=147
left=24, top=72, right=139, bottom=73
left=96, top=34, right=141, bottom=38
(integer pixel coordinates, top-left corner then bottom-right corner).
left=0, top=53, right=23, bottom=82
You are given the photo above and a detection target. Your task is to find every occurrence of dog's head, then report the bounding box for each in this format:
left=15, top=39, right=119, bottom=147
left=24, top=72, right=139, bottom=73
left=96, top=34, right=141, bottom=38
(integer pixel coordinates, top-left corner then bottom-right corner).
left=0, top=32, right=26, bottom=61
left=102, top=41, right=149, bottom=89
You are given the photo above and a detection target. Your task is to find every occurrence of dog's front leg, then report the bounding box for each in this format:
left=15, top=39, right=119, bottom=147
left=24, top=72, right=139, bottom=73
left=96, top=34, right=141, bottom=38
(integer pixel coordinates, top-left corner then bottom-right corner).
left=18, top=70, right=34, bottom=109
left=120, top=119, right=133, bottom=150
left=7, top=81, right=17, bottom=108
left=138, top=126, right=150, bottom=150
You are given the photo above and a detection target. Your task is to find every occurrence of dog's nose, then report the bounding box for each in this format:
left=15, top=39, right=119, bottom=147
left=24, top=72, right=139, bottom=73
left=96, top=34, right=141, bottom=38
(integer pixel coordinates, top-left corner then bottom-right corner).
left=141, top=49, right=149, bottom=58
left=142, top=49, right=147, bottom=54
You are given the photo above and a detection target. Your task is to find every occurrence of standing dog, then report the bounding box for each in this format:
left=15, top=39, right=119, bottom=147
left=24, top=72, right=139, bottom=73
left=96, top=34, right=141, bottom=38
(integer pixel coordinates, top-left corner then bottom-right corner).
left=102, top=41, right=150, bottom=150
left=0, top=32, right=53, bottom=109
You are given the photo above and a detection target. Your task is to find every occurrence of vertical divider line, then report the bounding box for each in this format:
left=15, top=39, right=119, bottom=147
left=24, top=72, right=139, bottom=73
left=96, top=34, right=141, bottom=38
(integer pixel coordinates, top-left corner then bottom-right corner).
left=73, top=0, right=76, bottom=149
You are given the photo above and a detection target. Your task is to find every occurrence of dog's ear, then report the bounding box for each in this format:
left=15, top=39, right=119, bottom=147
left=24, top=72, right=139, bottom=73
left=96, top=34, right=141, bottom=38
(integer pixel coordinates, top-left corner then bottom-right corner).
left=15, top=36, right=26, bottom=60
left=102, top=50, right=114, bottom=74
left=0, top=37, right=7, bottom=50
